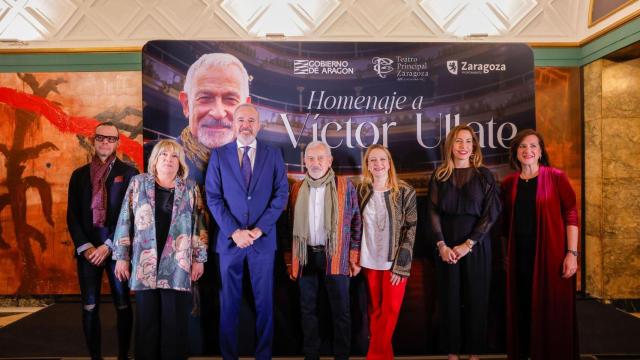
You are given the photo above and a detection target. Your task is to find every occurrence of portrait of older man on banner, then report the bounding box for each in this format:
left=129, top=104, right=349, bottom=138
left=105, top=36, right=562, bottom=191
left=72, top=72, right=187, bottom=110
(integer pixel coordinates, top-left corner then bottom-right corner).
left=145, top=52, right=251, bottom=184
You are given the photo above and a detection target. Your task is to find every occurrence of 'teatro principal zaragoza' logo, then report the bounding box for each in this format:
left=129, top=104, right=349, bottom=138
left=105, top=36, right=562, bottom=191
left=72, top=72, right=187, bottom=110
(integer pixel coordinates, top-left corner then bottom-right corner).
left=447, top=60, right=507, bottom=75
left=373, top=56, right=429, bottom=80
left=372, top=57, right=394, bottom=78
left=293, top=59, right=354, bottom=75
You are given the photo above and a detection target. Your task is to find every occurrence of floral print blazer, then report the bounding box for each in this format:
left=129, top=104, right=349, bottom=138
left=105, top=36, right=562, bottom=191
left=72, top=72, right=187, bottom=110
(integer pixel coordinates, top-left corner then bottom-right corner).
left=113, top=173, right=208, bottom=291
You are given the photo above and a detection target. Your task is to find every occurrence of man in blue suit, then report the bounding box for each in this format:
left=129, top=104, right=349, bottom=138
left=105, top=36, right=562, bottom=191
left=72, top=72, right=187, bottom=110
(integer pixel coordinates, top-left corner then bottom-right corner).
left=205, top=103, right=289, bottom=359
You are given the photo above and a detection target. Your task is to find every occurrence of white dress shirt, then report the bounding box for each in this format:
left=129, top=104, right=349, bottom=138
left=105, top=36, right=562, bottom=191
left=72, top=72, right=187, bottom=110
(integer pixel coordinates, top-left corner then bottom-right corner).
left=308, top=185, right=326, bottom=246
left=236, top=139, right=257, bottom=171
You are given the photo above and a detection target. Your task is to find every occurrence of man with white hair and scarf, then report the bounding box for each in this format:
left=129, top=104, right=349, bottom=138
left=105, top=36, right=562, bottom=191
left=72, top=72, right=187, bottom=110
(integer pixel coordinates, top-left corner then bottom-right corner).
left=287, top=141, right=362, bottom=360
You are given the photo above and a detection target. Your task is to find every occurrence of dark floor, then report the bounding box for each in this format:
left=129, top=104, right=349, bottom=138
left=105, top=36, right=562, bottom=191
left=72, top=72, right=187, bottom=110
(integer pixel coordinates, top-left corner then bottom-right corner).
left=0, top=298, right=639, bottom=359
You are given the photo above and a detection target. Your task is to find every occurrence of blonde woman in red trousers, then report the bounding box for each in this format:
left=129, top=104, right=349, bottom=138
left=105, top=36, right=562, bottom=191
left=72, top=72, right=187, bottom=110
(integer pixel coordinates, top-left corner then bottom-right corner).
left=356, top=144, right=417, bottom=360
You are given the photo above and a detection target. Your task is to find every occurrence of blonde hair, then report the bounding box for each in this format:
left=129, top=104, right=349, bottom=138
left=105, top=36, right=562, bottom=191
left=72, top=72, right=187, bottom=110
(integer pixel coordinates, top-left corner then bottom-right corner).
left=434, top=125, right=483, bottom=182
left=148, top=140, right=189, bottom=180
left=361, top=144, right=400, bottom=201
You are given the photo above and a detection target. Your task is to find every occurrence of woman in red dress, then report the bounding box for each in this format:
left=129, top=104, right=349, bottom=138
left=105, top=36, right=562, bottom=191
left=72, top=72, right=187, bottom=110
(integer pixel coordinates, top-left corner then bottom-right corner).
left=502, top=129, right=579, bottom=360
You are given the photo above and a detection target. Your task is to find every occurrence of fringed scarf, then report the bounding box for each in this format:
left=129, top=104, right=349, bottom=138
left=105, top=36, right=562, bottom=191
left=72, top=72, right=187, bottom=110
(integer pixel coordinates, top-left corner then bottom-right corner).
left=179, top=127, right=211, bottom=173
left=292, top=168, right=338, bottom=266
left=90, top=154, right=115, bottom=227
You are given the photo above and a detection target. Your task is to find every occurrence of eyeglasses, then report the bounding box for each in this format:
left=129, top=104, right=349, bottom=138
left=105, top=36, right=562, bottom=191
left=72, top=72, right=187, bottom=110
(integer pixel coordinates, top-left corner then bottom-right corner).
left=94, top=135, right=119, bottom=143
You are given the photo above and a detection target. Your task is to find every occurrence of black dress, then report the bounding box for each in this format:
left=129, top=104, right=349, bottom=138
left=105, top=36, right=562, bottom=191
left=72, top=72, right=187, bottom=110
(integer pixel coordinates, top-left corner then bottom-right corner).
left=513, top=176, right=538, bottom=358
left=427, top=167, right=501, bottom=354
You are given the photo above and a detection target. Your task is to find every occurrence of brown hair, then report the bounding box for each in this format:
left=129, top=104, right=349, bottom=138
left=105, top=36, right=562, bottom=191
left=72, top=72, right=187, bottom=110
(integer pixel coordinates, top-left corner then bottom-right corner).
left=361, top=144, right=400, bottom=201
left=434, top=125, right=483, bottom=181
left=509, top=129, right=550, bottom=170
left=94, top=121, right=119, bottom=134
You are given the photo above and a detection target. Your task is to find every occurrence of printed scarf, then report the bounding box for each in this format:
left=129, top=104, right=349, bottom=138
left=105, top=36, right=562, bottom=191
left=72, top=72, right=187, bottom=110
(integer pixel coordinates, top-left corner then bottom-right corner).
left=292, top=168, right=338, bottom=266
left=90, top=154, right=115, bottom=227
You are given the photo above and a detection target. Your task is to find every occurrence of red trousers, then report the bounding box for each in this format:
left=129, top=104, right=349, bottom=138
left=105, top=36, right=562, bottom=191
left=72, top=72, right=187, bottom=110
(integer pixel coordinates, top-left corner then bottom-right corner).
left=364, top=268, right=407, bottom=360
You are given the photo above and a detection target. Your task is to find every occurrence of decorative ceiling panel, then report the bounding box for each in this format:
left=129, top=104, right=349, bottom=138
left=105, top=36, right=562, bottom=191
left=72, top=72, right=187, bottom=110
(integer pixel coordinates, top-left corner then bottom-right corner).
left=189, top=11, right=241, bottom=38
left=220, top=0, right=340, bottom=36
left=88, top=0, right=141, bottom=35
left=63, top=14, right=111, bottom=41
left=25, top=0, right=77, bottom=34
left=387, top=12, right=437, bottom=37
left=517, top=6, right=568, bottom=37
left=0, top=0, right=637, bottom=48
left=126, top=14, right=175, bottom=40
left=0, top=2, right=11, bottom=26
left=155, top=0, right=208, bottom=35
left=321, top=10, right=371, bottom=37
left=352, top=0, right=408, bottom=31
left=487, top=0, right=538, bottom=30
left=2, top=12, right=44, bottom=40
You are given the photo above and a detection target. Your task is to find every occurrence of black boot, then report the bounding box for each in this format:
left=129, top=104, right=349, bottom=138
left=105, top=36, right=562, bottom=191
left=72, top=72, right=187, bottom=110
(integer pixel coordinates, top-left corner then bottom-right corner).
left=116, top=306, right=133, bottom=360
left=81, top=307, right=102, bottom=360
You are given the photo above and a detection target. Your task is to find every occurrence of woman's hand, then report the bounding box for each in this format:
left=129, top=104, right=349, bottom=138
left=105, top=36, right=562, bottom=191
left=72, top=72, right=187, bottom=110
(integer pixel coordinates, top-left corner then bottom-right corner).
left=452, top=244, right=471, bottom=259
left=562, top=253, right=578, bottom=278
left=114, top=260, right=130, bottom=281
left=191, top=262, right=204, bottom=282
left=390, top=273, right=406, bottom=286
left=349, top=262, right=361, bottom=277
left=439, top=245, right=458, bottom=264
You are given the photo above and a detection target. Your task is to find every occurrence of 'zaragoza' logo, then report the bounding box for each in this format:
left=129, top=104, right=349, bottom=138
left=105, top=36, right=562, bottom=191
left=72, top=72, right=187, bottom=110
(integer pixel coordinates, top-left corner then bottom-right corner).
left=447, top=60, right=458, bottom=75
left=372, top=57, right=394, bottom=78
left=446, top=59, right=507, bottom=75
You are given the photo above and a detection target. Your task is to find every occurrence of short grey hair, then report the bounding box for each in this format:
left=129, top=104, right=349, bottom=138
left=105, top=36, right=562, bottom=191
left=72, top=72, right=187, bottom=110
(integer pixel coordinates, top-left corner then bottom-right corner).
left=305, top=141, right=332, bottom=157
left=183, top=53, right=250, bottom=100
left=234, top=103, right=260, bottom=120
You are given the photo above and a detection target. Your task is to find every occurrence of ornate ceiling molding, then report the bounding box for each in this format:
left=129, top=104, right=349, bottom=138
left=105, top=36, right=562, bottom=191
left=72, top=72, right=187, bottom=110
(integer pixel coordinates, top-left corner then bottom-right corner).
left=0, top=0, right=637, bottom=50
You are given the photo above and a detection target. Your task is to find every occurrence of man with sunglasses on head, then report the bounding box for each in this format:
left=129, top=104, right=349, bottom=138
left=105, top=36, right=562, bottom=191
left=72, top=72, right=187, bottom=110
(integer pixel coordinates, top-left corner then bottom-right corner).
left=67, top=122, right=139, bottom=360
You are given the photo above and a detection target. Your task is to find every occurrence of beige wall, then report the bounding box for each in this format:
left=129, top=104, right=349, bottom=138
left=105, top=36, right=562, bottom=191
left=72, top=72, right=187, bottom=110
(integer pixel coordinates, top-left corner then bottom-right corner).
left=584, top=57, right=640, bottom=299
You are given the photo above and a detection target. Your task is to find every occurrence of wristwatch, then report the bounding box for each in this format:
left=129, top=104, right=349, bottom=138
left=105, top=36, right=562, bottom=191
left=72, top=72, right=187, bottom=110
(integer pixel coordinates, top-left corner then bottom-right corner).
left=567, top=249, right=579, bottom=257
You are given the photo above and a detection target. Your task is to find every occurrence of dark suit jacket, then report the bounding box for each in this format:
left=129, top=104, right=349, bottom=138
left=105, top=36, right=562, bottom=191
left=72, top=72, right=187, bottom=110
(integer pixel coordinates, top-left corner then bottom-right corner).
left=205, top=140, right=289, bottom=254
left=67, top=158, right=139, bottom=255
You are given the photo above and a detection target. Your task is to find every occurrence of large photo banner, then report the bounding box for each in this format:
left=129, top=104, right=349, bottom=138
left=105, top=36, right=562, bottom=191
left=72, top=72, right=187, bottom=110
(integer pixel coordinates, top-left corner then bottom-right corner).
left=143, top=41, right=534, bottom=184
left=142, top=41, right=535, bottom=355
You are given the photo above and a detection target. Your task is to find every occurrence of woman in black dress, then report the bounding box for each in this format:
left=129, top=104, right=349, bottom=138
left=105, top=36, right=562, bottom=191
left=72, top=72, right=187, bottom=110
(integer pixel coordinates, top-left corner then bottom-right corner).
left=427, top=125, right=501, bottom=360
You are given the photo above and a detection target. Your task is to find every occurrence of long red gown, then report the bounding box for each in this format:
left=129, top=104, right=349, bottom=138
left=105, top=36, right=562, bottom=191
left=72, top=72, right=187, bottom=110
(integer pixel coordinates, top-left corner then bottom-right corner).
left=501, top=166, right=579, bottom=360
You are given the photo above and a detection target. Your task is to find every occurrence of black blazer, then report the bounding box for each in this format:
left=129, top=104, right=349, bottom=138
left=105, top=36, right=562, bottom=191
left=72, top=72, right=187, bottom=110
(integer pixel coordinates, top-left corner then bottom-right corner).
left=67, top=158, right=138, bottom=254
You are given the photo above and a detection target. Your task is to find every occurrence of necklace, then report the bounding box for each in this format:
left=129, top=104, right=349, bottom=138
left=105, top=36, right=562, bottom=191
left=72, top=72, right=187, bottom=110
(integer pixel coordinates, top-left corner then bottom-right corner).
left=520, top=169, right=538, bottom=183
left=373, top=191, right=387, bottom=231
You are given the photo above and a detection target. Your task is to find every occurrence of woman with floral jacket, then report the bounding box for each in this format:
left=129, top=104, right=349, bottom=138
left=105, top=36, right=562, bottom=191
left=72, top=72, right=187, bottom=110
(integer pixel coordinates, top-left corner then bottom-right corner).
left=113, top=140, right=208, bottom=360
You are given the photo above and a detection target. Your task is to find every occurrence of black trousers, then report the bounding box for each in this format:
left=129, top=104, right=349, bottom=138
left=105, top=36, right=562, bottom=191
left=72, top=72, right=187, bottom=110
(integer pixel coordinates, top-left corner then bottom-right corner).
left=436, top=243, right=491, bottom=355
left=77, top=253, right=132, bottom=360
left=135, top=289, right=190, bottom=360
left=299, top=249, right=351, bottom=360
